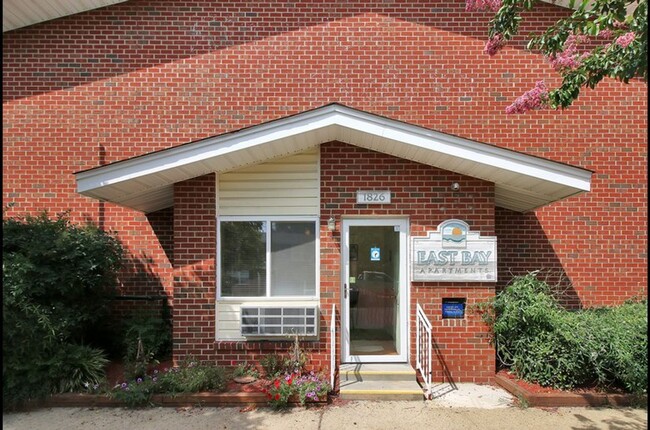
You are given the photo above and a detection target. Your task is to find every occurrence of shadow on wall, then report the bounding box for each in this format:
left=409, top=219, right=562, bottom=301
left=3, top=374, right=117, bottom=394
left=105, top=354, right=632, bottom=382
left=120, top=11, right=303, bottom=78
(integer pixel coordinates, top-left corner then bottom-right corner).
left=496, top=207, right=581, bottom=309
left=81, top=207, right=173, bottom=304
left=83, top=208, right=172, bottom=323
left=3, top=0, right=567, bottom=102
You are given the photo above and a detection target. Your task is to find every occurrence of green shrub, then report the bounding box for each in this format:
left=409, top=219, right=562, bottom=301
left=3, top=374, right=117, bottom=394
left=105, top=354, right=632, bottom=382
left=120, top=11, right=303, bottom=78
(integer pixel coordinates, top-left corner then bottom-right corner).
left=110, top=360, right=227, bottom=408
left=3, top=213, right=122, bottom=344
left=232, top=361, right=260, bottom=379
left=3, top=213, right=123, bottom=409
left=260, top=353, right=288, bottom=378
left=481, top=273, right=647, bottom=393
left=49, top=344, right=109, bottom=393
left=122, top=314, right=172, bottom=380
left=154, top=360, right=226, bottom=394
left=111, top=375, right=157, bottom=408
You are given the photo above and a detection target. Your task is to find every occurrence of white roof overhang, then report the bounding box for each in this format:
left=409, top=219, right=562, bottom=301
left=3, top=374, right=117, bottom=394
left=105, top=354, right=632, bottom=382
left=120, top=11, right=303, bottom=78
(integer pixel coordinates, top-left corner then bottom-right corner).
left=6, top=1, right=639, bottom=33
left=3, top=0, right=129, bottom=32
left=74, top=103, right=592, bottom=214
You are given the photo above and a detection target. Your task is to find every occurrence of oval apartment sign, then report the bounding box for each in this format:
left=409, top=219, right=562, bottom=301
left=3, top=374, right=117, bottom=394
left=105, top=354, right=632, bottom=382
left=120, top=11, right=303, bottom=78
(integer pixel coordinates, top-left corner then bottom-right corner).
left=412, top=219, right=497, bottom=282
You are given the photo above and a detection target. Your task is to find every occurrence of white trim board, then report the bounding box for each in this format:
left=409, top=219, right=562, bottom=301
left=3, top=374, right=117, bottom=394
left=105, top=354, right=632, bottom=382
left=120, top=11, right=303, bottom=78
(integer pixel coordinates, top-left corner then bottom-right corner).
left=75, top=103, right=592, bottom=214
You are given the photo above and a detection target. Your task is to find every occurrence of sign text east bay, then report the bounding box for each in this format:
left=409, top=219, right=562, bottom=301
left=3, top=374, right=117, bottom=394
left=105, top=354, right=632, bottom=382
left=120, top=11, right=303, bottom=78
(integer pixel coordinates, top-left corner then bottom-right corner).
left=416, top=250, right=492, bottom=266
left=411, top=220, right=497, bottom=282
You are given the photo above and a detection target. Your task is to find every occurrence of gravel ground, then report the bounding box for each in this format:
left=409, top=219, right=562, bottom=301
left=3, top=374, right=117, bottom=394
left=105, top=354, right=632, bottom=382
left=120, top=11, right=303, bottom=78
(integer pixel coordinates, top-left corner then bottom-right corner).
left=3, top=402, right=647, bottom=430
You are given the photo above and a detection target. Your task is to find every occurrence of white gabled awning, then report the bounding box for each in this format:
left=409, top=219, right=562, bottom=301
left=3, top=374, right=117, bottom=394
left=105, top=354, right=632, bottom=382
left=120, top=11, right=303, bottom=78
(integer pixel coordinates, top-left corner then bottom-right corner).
left=74, top=103, right=592, bottom=214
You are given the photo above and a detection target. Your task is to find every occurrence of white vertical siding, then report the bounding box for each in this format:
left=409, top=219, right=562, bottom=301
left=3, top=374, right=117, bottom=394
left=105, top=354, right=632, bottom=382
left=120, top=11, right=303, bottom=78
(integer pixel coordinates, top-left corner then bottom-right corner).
left=218, top=148, right=319, bottom=216
left=216, top=148, right=320, bottom=340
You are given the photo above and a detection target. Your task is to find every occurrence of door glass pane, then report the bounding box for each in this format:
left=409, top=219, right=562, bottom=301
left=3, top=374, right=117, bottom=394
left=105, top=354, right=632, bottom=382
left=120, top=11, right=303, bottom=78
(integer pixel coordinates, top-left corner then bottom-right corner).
left=221, top=221, right=266, bottom=296
left=349, top=225, right=400, bottom=356
left=270, top=221, right=316, bottom=296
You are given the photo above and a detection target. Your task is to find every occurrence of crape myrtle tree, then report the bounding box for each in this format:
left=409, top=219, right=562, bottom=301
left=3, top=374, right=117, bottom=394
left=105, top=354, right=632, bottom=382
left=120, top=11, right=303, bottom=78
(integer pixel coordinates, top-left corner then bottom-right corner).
left=467, top=0, right=647, bottom=113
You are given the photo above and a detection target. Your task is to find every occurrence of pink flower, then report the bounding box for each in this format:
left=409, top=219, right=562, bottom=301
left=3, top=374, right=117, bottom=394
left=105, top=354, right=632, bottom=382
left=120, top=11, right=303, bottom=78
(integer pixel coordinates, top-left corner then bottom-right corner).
left=598, top=29, right=614, bottom=39
left=466, top=0, right=502, bottom=11
left=615, top=32, right=635, bottom=48
left=505, top=81, right=549, bottom=114
left=484, top=34, right=505, bottom=56
left=547, top=35, right=589, bottom=71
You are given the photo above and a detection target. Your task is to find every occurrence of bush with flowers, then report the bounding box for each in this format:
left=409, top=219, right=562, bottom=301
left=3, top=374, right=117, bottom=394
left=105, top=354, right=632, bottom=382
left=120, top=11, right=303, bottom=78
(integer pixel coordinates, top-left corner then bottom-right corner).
left=110, top=374, right=157, bottom=408
left=262, top=370, right=331, bottom=408
left=109, top=359, right=226, bottom=408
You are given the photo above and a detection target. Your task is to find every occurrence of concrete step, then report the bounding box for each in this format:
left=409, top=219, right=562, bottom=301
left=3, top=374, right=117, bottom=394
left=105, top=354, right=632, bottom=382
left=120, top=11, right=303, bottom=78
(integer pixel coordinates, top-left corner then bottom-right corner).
left=339, top=363, right=425, bottom=401
left=339, top=363, right=416, bottom=382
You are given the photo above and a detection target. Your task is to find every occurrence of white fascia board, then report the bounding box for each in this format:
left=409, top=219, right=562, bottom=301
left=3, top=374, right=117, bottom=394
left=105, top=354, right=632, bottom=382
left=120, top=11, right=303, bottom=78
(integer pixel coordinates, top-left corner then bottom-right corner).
left=76, top=104, right=592, bottom=198
left=330, top=107, right=592, bottom=192
left=76, top=107, right=336, bottom=193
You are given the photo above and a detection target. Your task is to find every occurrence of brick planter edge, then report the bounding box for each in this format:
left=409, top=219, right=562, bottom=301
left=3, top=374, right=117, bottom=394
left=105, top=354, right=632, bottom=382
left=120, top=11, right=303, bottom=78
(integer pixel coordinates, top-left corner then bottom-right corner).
left=495, top=373, right=647, bottom=408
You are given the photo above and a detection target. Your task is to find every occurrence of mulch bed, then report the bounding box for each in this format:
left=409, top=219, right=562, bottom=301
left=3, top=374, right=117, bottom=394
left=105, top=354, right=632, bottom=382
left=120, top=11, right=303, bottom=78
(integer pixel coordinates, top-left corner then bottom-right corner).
left=495, top=369, right=647, bottom=408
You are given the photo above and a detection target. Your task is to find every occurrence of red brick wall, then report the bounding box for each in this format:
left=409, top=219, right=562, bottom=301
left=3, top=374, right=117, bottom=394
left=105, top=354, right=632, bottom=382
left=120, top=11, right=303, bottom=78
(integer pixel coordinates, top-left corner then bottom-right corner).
left=172, top=175, right=216, bottom=362
left=169, top=143, right=495, bottom=382
left=2, top=0, right=647, bottom=376
left=320, top=141, right=496, bottom=383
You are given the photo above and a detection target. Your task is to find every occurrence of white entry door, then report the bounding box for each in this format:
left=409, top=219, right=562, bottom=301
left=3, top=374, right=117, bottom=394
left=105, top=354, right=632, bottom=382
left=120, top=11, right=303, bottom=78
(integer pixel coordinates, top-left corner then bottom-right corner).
left=341, top=218, right=409, bottom=363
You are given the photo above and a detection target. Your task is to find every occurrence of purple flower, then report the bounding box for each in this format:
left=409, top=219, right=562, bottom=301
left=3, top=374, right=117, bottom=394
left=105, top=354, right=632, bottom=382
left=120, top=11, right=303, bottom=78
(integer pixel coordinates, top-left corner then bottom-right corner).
left=137, top=378, right=143, bottom=384
left=121, top=382, right=128, bottom=389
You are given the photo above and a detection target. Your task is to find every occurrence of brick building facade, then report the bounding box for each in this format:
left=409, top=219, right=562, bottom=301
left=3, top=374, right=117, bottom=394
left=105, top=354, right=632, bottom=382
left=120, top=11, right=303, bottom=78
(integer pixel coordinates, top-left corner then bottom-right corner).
left=3, top=1, right=647, bottom=386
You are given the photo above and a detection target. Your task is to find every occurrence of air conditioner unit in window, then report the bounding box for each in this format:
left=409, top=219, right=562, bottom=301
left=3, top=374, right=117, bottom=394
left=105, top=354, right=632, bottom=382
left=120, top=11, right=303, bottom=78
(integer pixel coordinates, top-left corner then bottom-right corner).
left=240, top=306, right=318, bottom=337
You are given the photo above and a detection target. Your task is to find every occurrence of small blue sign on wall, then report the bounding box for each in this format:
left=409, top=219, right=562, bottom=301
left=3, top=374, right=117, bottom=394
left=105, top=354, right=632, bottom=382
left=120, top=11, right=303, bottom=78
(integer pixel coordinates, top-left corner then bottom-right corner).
left=370, top=247, right=381, bottom=261
left=442, top=299, right=466, bottom=319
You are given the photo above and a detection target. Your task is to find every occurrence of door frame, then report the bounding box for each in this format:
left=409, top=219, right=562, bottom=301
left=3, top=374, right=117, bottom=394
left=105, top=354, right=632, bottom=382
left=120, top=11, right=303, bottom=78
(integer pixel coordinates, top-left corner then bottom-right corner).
left=340, top=217, right=409, bottom=363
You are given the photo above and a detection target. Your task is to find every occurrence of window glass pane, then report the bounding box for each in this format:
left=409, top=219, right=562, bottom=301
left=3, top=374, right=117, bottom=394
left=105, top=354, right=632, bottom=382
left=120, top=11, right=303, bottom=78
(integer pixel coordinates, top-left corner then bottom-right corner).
left=220, top=221, right=266, bottom=297
left=270, top=221, right=316, bottom=296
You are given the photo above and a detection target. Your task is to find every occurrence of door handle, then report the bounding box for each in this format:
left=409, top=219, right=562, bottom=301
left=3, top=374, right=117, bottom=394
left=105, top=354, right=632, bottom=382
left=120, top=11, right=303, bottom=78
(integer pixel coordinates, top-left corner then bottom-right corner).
left=344, top=283, right=348, bottom=299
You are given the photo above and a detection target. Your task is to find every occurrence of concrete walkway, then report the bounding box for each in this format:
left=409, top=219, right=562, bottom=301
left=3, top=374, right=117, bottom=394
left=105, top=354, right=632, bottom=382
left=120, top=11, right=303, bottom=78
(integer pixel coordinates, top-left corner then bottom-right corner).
left=428, top=382, right=515, bottom=408
left=3, top=402, right=647, bottom=430
left=3, top=384, right=647, bottom=430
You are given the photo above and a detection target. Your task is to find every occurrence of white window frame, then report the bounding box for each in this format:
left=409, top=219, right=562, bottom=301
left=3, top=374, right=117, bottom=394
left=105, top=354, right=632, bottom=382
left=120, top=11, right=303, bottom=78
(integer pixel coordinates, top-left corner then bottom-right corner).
left=217, top=216, right=320, bottom=302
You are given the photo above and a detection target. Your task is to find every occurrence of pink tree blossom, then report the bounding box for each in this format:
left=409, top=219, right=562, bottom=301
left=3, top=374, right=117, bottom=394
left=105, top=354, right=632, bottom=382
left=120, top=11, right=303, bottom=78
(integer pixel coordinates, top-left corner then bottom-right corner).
left=615, top=32, right=636, bottom=48
left=598, top=29, right=615, bottom=39
left=547, top=35, right=589, bottom=71
left=505, top=81, right=549, bottom=114
left=484, top=33, right=505, bottom=56
left=466, top=0, right=502, bottom=12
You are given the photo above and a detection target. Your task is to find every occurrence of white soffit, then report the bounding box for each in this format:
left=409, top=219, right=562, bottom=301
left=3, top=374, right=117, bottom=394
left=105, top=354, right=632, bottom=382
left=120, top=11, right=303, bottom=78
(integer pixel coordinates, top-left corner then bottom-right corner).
left=3, top=0, right=129, bottom=32
left=4, top=0, right=637, bottom=33
left=74, top=104, right=592, bottom=214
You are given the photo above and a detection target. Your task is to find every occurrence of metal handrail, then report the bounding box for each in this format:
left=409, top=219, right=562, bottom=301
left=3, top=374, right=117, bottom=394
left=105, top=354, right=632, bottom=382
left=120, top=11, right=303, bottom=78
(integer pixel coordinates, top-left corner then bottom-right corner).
left=330, top=303, right=336, bottom=389
left=416, top=302, right=432, bottom=399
